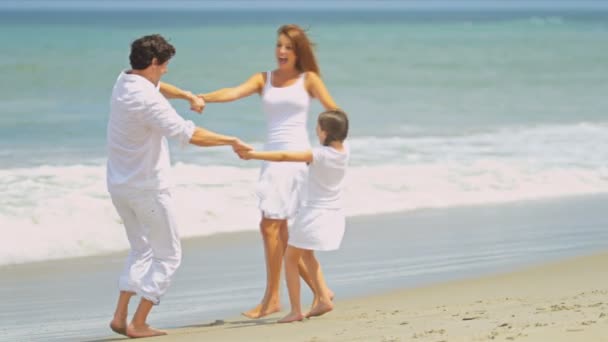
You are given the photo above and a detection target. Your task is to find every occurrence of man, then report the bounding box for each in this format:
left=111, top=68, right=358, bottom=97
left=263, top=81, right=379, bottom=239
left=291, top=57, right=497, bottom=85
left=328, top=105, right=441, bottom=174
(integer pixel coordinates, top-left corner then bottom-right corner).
left=106, top=34, right=250, bottom=338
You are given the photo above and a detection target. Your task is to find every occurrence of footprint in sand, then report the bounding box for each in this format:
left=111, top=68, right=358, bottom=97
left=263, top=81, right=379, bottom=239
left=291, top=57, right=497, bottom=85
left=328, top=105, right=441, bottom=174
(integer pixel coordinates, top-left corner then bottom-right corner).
left=412, top=329, right=446, bottom=339
left=550, top=304, right=570, bottom=311
left=506, top=332, right=528, bottom=340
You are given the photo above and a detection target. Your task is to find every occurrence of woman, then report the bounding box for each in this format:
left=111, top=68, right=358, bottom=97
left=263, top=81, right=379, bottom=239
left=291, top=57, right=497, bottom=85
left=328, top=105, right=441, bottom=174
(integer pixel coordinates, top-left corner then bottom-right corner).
left=164, top=24, right=338, bottom=318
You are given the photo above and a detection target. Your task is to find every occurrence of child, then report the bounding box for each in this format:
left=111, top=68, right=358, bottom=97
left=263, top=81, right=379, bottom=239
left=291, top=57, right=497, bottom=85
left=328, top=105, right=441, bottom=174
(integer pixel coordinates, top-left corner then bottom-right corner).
left=238, top=109, right=349, bottom=323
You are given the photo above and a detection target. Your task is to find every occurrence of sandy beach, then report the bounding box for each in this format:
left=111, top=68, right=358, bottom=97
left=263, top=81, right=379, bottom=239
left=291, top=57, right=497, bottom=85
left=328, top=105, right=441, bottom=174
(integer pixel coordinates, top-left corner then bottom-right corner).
left=139, top=251, right=608, bottom=342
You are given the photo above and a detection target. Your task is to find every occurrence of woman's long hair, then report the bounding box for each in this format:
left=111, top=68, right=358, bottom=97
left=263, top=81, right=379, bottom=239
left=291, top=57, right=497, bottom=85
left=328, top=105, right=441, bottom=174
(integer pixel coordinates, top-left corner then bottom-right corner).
left=277, top=24, right=320, bottom=76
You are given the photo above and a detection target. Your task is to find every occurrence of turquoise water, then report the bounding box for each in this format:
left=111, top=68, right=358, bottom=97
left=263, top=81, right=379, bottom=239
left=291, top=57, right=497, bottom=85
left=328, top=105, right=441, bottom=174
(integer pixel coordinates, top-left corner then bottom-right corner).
left=1, top=9, right=607, bottom=164
left=1, top=8, right=608, bottom=265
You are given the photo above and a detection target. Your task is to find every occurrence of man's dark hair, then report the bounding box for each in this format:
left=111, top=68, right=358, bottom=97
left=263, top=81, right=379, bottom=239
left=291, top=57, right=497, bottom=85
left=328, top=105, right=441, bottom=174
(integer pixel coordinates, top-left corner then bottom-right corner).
left=129, top=34, right=176, bottom=70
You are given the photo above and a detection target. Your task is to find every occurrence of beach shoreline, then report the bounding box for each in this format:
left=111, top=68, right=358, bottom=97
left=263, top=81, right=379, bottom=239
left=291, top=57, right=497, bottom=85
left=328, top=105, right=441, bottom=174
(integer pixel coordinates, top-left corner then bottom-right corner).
left=145, top=251, right=608, bottom=341
left=2, top=194, right=608, bottom=342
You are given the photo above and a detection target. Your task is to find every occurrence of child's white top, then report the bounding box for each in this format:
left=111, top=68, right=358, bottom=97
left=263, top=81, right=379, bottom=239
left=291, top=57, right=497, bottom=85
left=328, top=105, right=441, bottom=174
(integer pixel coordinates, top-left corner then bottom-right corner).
left=261, top=71, right=311, bottom=150
left=304, top=144, right=349, bottom=209
left=106, top=71, right=195, bottom=191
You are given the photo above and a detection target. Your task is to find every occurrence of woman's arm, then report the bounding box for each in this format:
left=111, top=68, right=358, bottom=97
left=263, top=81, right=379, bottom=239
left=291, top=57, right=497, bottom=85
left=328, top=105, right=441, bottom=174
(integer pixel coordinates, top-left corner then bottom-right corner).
left=305, top=72, right=338, bottom=110
left=199, top=72, right=265, bottom=103
left=159, top=82, right=205, bottom=113
left=239, top=150, right=313, bottom=163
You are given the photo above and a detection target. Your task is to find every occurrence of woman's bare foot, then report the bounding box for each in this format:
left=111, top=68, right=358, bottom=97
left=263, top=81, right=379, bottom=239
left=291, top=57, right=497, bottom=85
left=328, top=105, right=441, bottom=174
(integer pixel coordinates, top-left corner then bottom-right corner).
left=109, top=319, right=127, bottom=336
left=126, top=323, right=167, bottom=338
left=305, top=301, right=334, bottom=318
left=242, top=302, right=281, bottom=319
left=277, top=311, right=305, bottom=323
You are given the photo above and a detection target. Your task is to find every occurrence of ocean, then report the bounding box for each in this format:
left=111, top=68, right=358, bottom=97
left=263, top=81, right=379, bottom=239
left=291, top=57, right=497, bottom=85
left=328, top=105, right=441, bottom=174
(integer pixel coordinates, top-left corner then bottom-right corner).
left=1, top=6, right=607, bottom=266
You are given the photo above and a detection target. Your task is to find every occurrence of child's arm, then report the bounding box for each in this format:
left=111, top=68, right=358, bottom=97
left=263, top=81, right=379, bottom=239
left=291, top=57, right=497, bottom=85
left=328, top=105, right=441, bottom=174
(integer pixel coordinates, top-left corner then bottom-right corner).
left=239, top=150, right=313, bottom=163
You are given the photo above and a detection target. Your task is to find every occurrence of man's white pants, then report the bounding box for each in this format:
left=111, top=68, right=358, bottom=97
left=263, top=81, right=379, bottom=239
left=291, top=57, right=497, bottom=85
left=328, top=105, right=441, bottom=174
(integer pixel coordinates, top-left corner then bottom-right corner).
left=110, top=188, right=181, bottom=305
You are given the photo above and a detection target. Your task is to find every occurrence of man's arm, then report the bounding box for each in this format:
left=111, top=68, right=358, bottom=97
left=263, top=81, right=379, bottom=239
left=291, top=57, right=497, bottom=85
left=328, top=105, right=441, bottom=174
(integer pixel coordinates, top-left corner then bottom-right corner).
left=159, top=82, right=205, bottom=113
left=189, top=127, right=252, bottom=150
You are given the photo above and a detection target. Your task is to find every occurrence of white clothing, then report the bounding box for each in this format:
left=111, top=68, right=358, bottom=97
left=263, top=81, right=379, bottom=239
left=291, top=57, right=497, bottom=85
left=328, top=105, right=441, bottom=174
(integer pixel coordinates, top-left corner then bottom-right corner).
left=106, top=71, right=192, bottom=303
left=289, top=145, right=350, bottom=251
left=289, top=207, right=345, bottom=251
left=257, top=71, right=311, bottom=219
left=110, top=187, right=181, bottom=304
left=262, top=71, right=311, bottom=148
left=256, top=161, right=308, bottom=219
left=305, top=145, right=349, bottom=209
left=106, top=71, right=195, bottom=191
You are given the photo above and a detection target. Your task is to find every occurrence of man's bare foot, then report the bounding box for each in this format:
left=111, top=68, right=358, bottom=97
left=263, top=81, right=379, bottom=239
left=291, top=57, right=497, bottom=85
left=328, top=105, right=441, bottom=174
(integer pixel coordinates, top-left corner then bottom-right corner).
left=242, top=302, right=281, bottom=319
left=277, top=311, right=305, bottom=323
left=126, top=323, right=167, bottom=338
left=109, top=319, right=127, bottom=336
left=305, top=301, right=334, bottom=318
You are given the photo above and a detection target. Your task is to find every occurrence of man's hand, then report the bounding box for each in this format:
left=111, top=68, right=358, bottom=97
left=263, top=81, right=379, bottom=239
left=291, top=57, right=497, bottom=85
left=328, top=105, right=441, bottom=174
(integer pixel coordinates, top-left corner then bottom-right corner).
left=188, top=92, right=205, bottom=114
left=231, top=139, right=253, bottom=153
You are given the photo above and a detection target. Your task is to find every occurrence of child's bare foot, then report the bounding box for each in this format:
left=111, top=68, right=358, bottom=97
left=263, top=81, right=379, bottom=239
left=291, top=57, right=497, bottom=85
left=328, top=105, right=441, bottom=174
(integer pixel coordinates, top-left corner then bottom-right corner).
left=305, top=301, right=334, bottom=318
left=277, top=311, right=305, bottom=323
left=312, top=289, right=335, bottom=308
left=242, top=302, right=281, bottom=319
left=109, top=319, right=127, bottom=336
left=126, top=323, right=167, bottom=338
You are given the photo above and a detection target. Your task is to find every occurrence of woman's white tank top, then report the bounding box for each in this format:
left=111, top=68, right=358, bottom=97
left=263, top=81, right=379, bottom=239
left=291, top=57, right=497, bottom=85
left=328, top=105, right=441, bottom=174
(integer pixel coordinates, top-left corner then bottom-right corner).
left=261, top=71, right=311, bottom=150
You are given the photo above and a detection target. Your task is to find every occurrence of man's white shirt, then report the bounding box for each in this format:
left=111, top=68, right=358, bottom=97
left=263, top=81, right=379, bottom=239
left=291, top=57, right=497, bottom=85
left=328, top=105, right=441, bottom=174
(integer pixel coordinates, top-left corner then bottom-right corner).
left=106, top=71, right=194, bottom=191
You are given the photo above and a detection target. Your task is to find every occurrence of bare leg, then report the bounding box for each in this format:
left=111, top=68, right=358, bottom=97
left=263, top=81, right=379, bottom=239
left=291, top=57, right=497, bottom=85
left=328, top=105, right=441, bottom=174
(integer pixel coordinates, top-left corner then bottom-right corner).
left=282, top=219, right=316, bottom=293
left=302, top=251, right=334, bottom=318
left=242, top=218, right=285, bottom=319
left=109, top=291, right=135, bottom=335
left=126, top=298, right=167, bottom=338
left=306, top=261, right=335, bottom=308
left=282, top=221, right=333, bottom=306
left=278, top=246, right=305, bottom=323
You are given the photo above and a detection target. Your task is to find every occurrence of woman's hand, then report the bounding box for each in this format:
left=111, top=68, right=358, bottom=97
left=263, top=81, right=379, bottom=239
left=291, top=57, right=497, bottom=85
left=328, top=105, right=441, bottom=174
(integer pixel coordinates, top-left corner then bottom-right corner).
left=187, top=92, right=205, bottom=113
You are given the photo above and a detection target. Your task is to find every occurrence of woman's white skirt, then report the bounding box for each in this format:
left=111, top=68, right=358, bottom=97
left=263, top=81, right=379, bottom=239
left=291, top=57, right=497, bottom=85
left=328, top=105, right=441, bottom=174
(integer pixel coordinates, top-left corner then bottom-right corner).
left=256, top=160, right=308, bottom=220
left=288, top=206, right=345, bottom=251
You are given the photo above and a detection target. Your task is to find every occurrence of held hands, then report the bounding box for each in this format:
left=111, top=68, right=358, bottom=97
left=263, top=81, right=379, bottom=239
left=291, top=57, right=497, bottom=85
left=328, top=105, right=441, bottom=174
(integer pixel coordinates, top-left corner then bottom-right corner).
left=231, top=139, right=255, bottom=160
left=186, top=91, right=205, bottom=114
left=236, top=149, right=255, bottom=160
left=231, top=139, right=254, bottom=155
